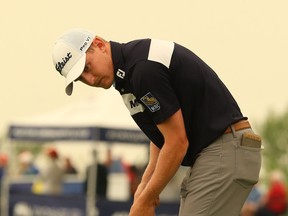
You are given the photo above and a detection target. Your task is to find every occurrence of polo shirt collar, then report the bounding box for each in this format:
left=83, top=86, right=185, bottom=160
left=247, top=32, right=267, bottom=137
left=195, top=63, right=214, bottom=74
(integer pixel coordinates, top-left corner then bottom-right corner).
left=110, top=41, right=126, bottom=91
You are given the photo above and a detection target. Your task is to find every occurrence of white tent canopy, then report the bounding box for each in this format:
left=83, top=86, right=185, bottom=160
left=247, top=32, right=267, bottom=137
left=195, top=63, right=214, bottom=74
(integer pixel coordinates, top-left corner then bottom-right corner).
left=7, top=90, right=148, bottom=144
left=9, top=89, right=135, bottom=127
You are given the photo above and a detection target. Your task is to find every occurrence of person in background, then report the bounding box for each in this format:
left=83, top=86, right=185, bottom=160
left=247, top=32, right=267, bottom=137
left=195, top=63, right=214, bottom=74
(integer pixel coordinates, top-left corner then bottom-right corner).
left=125, top=164, right=142, bottom=199
left=63, top=157, right=77, bottom=174
left=84, top=150, right=108, bottom=199
left=256, top=170, right=287, bottom=216
left=241, top=183, right=263, bottom=216
left=18, top=150, right=39, bottom=175
left=0, top=153, right=8, bottom=212
left=37, top=147, right=64, bottom=195
left=0, top=154, right=6, bottom=178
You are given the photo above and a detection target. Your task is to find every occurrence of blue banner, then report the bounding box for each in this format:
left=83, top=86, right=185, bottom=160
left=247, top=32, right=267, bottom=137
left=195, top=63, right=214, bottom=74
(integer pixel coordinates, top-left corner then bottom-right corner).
left=9, top=193, right=179, bottom=216
left=8, top=126, right=149, bottom=144
left=10, top=193, right=86, bottom=216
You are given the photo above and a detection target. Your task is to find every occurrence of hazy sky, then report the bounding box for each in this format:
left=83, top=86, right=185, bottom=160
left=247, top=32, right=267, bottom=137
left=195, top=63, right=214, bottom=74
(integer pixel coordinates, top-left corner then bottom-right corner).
left=1, top=0, right=287, bottom=135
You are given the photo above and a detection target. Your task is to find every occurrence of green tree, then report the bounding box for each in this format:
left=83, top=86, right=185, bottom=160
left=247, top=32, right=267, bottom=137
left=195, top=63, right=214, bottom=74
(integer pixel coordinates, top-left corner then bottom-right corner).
left=260, top=109, right=288, bottom=182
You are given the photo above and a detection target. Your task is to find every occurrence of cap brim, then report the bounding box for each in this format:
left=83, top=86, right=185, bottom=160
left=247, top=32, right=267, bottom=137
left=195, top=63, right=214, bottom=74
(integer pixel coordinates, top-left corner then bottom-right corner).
left=65, top=54, right=86, bottom=96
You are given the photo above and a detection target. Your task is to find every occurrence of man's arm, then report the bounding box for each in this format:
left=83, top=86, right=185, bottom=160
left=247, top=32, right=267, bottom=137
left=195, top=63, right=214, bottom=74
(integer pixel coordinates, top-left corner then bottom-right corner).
left=133, top=141, right=160, bottom=203
left=130, top=109, right=189, bottom=215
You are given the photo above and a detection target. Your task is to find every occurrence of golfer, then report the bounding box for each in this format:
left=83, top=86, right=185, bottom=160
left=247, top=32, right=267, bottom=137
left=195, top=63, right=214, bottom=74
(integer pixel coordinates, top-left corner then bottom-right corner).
left=52, top=29, right=262, bottom=216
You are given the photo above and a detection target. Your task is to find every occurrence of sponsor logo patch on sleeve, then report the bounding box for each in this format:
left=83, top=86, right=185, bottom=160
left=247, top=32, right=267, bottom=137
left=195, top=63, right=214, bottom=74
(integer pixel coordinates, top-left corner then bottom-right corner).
left=140, top=92, right=160, bottom=112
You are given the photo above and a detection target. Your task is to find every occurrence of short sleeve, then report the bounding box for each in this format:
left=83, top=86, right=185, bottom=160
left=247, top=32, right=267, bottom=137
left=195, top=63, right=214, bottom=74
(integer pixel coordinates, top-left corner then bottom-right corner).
left=130, top=61, right=180, bottom=124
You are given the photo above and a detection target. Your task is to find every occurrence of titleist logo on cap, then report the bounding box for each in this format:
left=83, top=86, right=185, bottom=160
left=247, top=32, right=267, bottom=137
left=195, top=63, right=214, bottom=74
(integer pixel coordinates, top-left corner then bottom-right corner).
left=55, top=52, right=72, bottom=74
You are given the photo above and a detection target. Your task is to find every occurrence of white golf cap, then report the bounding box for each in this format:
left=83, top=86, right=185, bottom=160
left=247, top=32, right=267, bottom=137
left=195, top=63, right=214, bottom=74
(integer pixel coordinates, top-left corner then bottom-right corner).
left=52, top=29, right=94, bottom=95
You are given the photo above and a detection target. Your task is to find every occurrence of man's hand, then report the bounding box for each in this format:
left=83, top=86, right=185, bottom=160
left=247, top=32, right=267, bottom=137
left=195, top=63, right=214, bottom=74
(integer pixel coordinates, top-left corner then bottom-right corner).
left=131, top=183, right=160, bottom=216
left=129, top=198, right=157, bottom=216
left=133, top=182, right=146, bottom=201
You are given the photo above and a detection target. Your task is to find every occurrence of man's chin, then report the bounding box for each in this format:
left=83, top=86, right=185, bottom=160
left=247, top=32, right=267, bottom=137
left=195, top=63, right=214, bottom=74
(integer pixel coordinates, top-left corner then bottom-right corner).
left=102, top=81, right=114, bottom=89
left=103, top=85, right=112, bottom=90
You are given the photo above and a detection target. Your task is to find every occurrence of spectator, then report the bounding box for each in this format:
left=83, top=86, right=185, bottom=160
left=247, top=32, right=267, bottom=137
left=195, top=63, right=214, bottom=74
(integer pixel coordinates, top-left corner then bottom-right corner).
left=0, top=153, right=7, bottom=179
left=241, top=183, right=263, bottom=216
left=36, top=147, right=64, bottom=195
left=256, top=170, right=287, bottom=216
left=63, top=157, right=77, bottom=174
left=126, top=165, right=142, bottom=199
left=85, top=150, right=108, bottom=199
left=18, top=150, right=38, bottom=175
left=0, top=153, right=8, bottom=212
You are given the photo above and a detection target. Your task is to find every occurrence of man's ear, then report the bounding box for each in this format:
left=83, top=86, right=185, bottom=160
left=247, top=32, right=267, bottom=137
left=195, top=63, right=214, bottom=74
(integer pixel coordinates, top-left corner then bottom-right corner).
left=92, top=37, right=106, bottom=51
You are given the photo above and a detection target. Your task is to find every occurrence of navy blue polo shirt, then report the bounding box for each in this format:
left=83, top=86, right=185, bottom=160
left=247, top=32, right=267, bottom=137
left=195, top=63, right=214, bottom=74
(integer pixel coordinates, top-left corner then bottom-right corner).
left=110, top=39, right=246, bottom=166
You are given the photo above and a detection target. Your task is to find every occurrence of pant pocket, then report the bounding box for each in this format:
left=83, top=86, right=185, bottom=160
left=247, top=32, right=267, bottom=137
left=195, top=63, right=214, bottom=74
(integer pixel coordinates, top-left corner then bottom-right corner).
left=180, top=174, right=188, bottom=199
left=179, top=173, right=189, bottom=215
left=234, top=145, right=262, bottom=188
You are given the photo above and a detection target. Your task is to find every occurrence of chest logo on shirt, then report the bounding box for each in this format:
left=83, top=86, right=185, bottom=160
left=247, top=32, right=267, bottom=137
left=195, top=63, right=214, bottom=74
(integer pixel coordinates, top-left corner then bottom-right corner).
left=116, top=69, right=125, bottom=79
left=140, top=92, right=160, bottom=112
left=122, top=93, right=145, bottom=115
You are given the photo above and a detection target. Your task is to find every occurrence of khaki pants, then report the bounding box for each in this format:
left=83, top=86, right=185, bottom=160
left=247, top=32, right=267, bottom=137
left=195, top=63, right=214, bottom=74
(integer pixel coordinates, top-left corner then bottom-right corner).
left=179, top=128, right=262, bottom=216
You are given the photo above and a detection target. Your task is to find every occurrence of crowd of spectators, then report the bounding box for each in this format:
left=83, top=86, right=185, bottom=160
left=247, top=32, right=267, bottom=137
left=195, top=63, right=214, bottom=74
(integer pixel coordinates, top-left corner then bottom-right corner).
left=13, top=147, right=142, bottom=200
left=242, top=170, right=287, bottom=216
left=2, top=147, right=288, bottom=216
